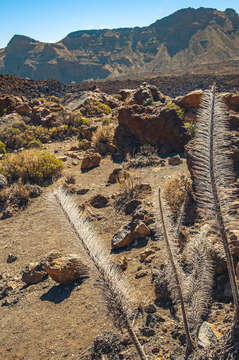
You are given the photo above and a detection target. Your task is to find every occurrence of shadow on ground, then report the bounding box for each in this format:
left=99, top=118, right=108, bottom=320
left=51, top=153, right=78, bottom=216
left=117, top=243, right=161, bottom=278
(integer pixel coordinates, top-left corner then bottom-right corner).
left=40, top=279, right=85, bottom=304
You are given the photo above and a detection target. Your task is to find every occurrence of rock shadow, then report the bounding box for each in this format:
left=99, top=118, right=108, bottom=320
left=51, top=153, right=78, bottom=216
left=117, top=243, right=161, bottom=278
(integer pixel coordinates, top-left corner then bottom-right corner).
left=40, top=279, right=84, bottom=304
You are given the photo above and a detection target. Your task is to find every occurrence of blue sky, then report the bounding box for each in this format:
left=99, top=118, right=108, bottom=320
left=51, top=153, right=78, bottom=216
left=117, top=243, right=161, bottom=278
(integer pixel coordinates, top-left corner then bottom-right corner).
left=1, top=0, right=239, bottom=49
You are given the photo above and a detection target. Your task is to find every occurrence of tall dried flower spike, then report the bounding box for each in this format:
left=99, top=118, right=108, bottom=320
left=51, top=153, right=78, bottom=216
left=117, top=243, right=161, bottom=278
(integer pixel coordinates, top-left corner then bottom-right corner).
left=48, top=188, right=148, bottom=360
left=193, top=84, right=239, bottom=355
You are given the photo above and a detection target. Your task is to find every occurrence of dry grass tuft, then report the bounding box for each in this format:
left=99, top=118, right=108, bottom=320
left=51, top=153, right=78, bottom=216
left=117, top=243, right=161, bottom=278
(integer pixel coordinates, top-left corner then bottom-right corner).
left=163, top=174, right=192, bottom=218
left=92, top=125, right=115, bottom=154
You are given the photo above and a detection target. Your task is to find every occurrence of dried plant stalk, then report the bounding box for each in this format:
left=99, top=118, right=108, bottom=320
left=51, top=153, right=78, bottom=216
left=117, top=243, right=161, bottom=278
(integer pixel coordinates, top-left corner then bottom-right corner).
left=156, top=187, right=194, bottom=355
left=48, top=188, right=148, bottom=360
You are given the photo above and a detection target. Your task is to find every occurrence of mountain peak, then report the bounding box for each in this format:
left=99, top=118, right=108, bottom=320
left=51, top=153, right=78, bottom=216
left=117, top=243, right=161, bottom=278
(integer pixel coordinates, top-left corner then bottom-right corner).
left=1, top=7, right=239, bottom=82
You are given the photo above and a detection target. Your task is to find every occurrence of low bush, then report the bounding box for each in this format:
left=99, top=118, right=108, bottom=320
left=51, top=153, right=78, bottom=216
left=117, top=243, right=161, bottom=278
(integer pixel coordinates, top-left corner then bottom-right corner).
left=163, top=174, right=191, bottom=218
left=0, top=141, right=6, bottom=154
left=96, top=101, right=112, bottom=115
left=70, top=115, right=91, bottom=127
left=102, top=118, right=112, bottom=125
left=0, top=149, right=63, bottom=185
left=166, top=102, right=185, bottom=119
left=112, top=93, right=123, bottom=101
left=184, top=121, right=197, bottom=137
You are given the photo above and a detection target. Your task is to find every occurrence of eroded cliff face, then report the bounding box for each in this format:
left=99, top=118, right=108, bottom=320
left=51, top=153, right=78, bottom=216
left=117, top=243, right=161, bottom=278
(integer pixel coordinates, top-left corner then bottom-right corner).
left=1, top=7, right=239, bottom=82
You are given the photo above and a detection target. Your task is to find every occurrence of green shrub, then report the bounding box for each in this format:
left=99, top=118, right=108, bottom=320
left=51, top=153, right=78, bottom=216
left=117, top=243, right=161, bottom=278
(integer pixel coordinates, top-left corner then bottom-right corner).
left=0, top=149, right=63, bottom=185
left=73, top=116, right=91, bottom=127
left=27, top=139, right=42, bottom=148
left=0, top=141, right=6, bottom=154
left=96, top=101, right=112, bottom=115
left=102, top=118, right=112, bottom=125
left=143, top=98, right=155, bottom=106
left=166, top=103, right=185, bottom=119
left=184, top=121, right=197, bottom=137
left=113, top=94, right=123, bottom=101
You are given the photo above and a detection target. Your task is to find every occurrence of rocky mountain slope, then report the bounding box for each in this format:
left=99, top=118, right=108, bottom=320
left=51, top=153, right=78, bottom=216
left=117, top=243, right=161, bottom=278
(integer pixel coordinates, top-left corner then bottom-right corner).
left=1, top=7, right=239, bottom=82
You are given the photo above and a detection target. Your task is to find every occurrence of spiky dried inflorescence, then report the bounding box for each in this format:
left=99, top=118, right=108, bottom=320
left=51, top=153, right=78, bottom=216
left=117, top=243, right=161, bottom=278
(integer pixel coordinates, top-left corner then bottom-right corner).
left=155, top=187, right=194, bottom=355
left=48, top=188, right=148, bottom=360
left=192, top=85, right=239, bottom=320
left=183, top=225, right=214, bottom=329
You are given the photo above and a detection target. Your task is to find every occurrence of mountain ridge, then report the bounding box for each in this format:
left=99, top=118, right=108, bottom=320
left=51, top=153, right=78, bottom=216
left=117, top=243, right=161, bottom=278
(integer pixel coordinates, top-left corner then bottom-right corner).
left=1, top=7, right=239, bottom=83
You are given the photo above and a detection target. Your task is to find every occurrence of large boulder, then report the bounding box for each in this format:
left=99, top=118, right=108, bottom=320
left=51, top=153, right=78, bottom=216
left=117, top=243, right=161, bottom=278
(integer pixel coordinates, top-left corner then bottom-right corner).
left=116, top=104, right=188, bottom=153
left=43, top=253, right=89, bottom=284
left=0, top=94, right=24, bottom=116
left=175, top=89, right=203, bottom=108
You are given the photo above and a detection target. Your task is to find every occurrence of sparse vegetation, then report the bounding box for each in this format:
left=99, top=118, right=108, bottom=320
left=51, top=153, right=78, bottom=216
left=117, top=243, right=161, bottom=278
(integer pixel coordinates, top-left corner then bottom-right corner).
left=0, top=149, right=63, bottom=185
left=95, top=101, right=112, bottom=114
left=113, top=93, right=123, bottom=101
left=92, top=125, right=115, bottom=154
left=0, top=140, right=6, bottom=154
left=184, top=121, right=197, bottom=137
left=143, top=98, right=155, bottom=106
left=163, top=174, right=192, bottom=218
left=102, top=117, right=112, bottom=125
left=166, top=102, right=185, bottom=119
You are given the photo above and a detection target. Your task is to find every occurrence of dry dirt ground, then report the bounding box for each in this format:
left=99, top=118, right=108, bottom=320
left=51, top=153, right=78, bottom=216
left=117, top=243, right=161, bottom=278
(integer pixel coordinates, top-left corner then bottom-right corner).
left=0, top=136, right=189, bottom=360
left=0, top=139, right=231, bottom=360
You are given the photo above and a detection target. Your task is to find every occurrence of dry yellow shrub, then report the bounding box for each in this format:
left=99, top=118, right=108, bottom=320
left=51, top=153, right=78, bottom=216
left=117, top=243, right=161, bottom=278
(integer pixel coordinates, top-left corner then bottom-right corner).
left=163, top=174, right=192, bottom=218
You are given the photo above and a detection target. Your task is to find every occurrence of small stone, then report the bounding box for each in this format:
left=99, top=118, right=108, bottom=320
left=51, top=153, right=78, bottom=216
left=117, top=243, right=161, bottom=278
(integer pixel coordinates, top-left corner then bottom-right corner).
left=90, top=194, right=109, bottom=208
left=114, top=256, right=128, bottom=271
left=76, top=188, right=89, bottom=195
left=81, top=152, right=101, bottom=171
left=135, top=270, right=148, bottom=279
left=139, top=327, right=155, bottom=337
left=168, top=155, right=181, bottom=166
left=0, top=175, right=8, bottom=189
left=107, top=168, right=130, bottom=185
left=112, top=221, right=150, bottom=249
left=6, top=254, right=17, bottom=263
left=144, top=303, right=157, bottom=313
left=72, top=160, right=78, bottom=166
left=140, top=249, right=155, bottom=262
left=124, top=199, right=141, bottom=215
left=198, top=322, right=222, bottom=348
left=21, top=262, right=47, bottom=285
left=1, top=208, right=13, bottom=219
left=57, top=156, right=67, bottom=162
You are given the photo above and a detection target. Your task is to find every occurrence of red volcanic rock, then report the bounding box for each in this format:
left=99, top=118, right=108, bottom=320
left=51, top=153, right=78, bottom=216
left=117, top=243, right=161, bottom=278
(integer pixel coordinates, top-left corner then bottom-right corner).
left=117, top=104, right=188, bottom=153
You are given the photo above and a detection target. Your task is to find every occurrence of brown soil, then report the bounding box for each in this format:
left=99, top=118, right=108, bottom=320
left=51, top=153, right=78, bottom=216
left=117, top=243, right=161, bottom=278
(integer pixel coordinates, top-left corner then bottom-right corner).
left=0, top=135, right=193, bottom=360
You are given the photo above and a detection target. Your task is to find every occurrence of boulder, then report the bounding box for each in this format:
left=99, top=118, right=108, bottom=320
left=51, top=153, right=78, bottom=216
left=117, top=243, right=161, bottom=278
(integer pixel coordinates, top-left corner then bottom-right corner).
left=15, top=103, right=32, bottom=116
left=198, top=322, right=222, bottom=348
left=117, top=104, right=188, bottom=153
left=112, top=221, right=150, bottom=249
left=43, top=253, right=89, bottom=284
left=220, top=93, right=239, bottom=111
left=81, top=152, right=101, bottom=171
left=0, top=94, right=24, bottom=116
left=125, top=83, right=169, bottom=105
left=175, top=89, right=203, bottom=108
left=21, top=262, right=47, bottom=285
